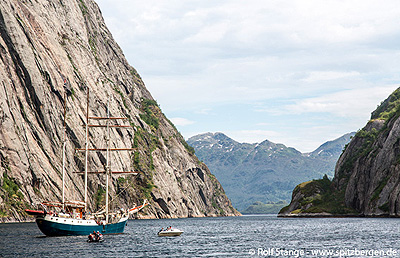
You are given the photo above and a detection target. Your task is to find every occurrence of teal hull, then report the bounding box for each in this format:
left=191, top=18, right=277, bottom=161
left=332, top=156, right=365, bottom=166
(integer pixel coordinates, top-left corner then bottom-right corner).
left=36, top=217, right=127, bottom=236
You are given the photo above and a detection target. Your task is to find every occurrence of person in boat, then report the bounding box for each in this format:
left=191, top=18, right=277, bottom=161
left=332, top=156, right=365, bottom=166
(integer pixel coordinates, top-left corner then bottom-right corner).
left=96, top=231, right=102, bottom=241
left=158, top=227, right=164, bottom=233
left=88, top=231, right=96, bottom=241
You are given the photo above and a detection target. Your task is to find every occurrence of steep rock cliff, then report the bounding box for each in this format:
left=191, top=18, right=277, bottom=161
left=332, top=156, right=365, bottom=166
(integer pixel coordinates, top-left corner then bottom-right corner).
left=280, top=88, right=400, bottom=217
left=0, top=0, right=239, bottom=222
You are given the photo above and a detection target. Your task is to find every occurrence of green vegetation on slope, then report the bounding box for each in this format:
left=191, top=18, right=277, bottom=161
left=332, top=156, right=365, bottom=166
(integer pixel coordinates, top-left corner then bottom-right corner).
left=0, top=173, right=27, bottom=217
left=140, top=98, right=194, bottom=155
left=281, top=87, right=400, bottom=216
left=337, top=88, right=400, bottom=182
left=338, top=127, right=379, bottom=179
left=0, top=154, right=28, bottom=217
left=140, top=99, right=160, bottom=131
left=371, top=87, right=400, bottom=121
left=280, top=175, right=357, bottom=215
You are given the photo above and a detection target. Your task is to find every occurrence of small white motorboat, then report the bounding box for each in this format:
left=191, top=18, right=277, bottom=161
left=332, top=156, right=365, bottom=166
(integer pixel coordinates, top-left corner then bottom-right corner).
left=157, top=227, right=184, bottom=237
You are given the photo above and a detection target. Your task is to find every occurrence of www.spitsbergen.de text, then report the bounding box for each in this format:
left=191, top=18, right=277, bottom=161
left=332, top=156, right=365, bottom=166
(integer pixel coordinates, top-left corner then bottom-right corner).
left=249, top=247, right=398, bottom=257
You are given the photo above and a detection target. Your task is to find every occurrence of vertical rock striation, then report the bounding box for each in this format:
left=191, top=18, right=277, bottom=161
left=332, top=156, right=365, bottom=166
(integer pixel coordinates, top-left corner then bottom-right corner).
left=0, top=0, right=239, bottom=222
left=280, top=88, right=400, bottom=217
left=333, top=89, right=400, bottom=216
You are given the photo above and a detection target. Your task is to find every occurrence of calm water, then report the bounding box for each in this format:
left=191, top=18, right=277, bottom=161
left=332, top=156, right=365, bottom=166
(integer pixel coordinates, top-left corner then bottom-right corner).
left=0, top=215, right=399, bottom=257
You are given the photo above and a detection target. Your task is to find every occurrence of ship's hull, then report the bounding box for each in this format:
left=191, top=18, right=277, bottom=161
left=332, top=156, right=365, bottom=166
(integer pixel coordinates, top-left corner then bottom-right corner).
left=36, top=215, right=128, bottom=236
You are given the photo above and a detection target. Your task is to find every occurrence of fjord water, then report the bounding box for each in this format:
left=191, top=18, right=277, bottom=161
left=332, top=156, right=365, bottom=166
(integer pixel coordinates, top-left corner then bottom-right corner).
left=1, top=215, right=399, bottom=257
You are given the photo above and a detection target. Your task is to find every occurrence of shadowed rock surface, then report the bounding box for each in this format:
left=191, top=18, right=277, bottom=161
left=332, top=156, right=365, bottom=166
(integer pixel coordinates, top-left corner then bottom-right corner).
left=280, top=88, right=400, bottom=217
left=0, top=0, right=239, bottom=222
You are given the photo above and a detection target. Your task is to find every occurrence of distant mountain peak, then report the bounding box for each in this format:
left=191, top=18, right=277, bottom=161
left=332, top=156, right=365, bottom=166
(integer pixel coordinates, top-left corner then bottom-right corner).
left=307, top=132, right=355, bottom=158
left=188, top=131, right=353, bottom=211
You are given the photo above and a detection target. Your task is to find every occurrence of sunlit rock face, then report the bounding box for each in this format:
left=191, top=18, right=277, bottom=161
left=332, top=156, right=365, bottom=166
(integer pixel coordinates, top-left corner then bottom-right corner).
left=280, top=88, right=400, bottom=217
left=0, top=0, right=239, bottom=221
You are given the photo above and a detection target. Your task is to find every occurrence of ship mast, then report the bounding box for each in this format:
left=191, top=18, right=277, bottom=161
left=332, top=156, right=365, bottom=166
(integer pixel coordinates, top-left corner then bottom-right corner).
left=105, top=98, right=110, bottom=224
left=75, top=88, right=139, bottom=224
left=84, top=88, right=89, bottom=211
left=62, top=91, right=67, bottom=211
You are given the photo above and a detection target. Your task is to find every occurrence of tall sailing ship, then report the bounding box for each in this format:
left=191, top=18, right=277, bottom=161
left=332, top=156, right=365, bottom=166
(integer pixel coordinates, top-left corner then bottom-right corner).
left=25, top=88, right=148, bottom=236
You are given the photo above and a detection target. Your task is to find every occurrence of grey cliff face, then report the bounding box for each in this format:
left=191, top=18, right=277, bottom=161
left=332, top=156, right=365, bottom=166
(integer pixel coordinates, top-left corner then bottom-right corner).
left=334, top=118, right=400, bottom=216
left=0, top=0, right=239, bottom=221
left=280, top=88, right=400, bottom=217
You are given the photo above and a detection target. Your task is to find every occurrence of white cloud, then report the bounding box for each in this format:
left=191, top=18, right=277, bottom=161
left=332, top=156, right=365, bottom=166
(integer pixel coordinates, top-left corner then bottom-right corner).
left=195, top=108, right=212, bottom=115
left=95, top=0, right=400, bottom=152
left=283, top=86, right=399, bottom=118
left=98, top=0, right=400, bottom=55
left=302, top=71, right=361, bottom=83
left=170, top=117, right=195, bottom=126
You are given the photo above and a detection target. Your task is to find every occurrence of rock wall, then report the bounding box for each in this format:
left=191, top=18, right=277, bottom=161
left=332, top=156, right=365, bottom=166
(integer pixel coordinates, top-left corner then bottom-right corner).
left=0, top=0, right=239, bottom=222
left=334, top=119, right=400, bottom=216
left=279, top=88, right=400, bottom=217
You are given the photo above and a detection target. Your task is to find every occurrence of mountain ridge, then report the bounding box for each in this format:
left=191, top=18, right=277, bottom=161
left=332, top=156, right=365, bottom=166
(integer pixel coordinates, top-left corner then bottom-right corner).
left=188, top=132, right=354, bottom=211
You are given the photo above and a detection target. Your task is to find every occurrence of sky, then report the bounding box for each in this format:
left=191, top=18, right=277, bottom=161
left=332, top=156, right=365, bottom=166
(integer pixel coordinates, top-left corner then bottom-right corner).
left=95, top=0, right=400, bottom=152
